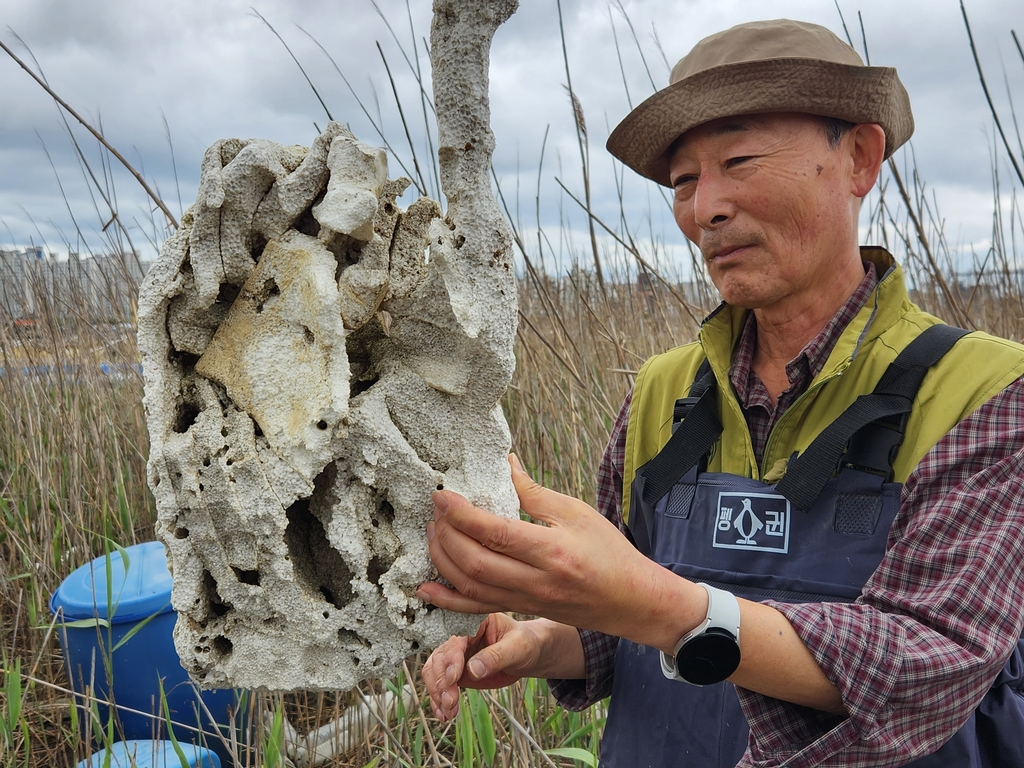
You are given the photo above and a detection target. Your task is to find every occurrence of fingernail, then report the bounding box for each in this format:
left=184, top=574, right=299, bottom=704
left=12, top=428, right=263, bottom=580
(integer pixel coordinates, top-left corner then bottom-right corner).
left=433, top=705, right=443, bottom=720
left=467, top=659, right=486, bottom=679
left=441, top=690, right=453, bottom=710
left=433, top=492, right=449, bottom=514
left=509, top=453, right=524, bottom=472
left=426, top=521, right=435, bottom=541
left=415, top=587, right=430, bottom=602
left=445, top=664, right=458, bottom=685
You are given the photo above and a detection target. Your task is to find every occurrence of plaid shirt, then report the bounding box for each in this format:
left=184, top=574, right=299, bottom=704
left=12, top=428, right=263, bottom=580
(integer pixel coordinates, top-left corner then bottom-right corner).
left=549, top=265, right=1024, bottom=766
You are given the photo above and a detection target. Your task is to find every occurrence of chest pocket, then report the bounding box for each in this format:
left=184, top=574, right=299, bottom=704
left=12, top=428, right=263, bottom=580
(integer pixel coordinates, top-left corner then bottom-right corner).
left=641, top=467, right=901, bottom=604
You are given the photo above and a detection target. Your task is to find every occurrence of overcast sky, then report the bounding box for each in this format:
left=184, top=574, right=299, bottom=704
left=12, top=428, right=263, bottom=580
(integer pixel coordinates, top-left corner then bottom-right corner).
left=2, top=0, right=1023, bottom=275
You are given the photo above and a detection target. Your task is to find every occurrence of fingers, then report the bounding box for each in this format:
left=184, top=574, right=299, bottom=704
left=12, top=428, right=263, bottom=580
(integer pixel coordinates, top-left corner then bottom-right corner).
left=420, top=615, right=538, bottom=723
left=507, top=452, right=548, bottom=515
left=415, top=580, right=506, bottom=615
left=425, top=509, right=541, bottom=612
left=432, top=489, right=550, bottom=558
left=422, top=634, right=471, bottom=722
left=462, top=620, right=531, bottom=684
left=428, top=456, right=595, bottom=564
left=422, top=457, right=618, bottom=626
left=507, top=453, right=592, bottom=528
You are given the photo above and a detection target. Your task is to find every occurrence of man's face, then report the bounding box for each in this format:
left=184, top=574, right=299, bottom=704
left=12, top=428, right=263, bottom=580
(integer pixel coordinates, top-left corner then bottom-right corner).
left=669, top=112, right=860, bottom=310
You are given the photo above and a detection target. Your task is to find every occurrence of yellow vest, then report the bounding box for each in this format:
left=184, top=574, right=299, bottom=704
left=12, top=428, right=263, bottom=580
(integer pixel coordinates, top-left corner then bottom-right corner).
left=622, top=248, right=1024, bottom=526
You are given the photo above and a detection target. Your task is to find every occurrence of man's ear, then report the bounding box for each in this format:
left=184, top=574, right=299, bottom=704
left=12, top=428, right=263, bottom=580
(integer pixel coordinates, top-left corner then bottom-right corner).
left=848, top=123, right=887, bottom=198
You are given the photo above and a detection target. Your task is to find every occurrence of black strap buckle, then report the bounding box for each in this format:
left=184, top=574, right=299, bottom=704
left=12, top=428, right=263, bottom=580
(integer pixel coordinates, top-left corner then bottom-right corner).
left=672, top=396, right=701, bottom=433
left=839, top=410, right=909, bottom=482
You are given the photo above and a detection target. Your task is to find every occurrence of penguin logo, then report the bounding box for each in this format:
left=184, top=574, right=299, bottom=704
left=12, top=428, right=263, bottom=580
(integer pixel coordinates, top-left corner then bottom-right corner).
left=733, top=498, right=764, bottom=545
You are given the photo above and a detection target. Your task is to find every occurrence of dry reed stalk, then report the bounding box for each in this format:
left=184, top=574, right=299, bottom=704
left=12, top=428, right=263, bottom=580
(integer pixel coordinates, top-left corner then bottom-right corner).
left=0, top=41, right=178, bottom=231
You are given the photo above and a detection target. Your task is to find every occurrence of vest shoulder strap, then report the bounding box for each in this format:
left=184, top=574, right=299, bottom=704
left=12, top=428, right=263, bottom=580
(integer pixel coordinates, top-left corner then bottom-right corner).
left=636, top=358, right=720, bottom=506
left=776, top=324, right=969, bottom=510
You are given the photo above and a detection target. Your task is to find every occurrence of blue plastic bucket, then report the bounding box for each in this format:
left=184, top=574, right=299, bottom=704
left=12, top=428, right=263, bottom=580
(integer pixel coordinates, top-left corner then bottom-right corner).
left=51, top=542, right=243, bottom=763
left=76, top=739, right=221, bottom=768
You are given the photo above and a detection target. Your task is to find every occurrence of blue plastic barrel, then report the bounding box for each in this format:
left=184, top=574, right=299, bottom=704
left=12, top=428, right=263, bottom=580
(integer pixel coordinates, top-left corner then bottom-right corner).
left=77, top=739, right=221, bottom=768
left=51, top=542, right=243, bottom=764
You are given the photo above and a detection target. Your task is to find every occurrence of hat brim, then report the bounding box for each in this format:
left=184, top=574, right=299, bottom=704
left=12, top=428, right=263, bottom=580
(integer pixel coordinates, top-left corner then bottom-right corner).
left=606, top=57, right=914, bottom=187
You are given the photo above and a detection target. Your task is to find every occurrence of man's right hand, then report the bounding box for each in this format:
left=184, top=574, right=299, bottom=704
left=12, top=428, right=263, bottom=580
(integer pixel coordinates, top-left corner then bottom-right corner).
left=422, top=614, right=582, bottom=722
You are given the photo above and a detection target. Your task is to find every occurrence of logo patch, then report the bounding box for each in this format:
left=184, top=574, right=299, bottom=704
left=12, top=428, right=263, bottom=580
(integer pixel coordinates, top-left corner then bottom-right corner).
left=713, top=492, right=791, bottom=553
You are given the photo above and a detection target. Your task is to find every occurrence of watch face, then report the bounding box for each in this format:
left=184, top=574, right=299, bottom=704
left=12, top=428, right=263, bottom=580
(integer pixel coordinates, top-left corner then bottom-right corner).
left=677, top=628, right=741, bottom=686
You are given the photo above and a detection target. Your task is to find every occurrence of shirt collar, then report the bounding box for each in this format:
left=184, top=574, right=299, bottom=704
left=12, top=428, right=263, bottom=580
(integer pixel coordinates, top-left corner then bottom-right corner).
left=729, top=261, right=880, bottom=402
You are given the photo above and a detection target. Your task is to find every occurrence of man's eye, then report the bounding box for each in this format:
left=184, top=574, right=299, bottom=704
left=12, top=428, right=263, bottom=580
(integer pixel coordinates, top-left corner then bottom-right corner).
left=726, top=156, right=753, bottom=168
left=673, top=174, right=698, bottom=188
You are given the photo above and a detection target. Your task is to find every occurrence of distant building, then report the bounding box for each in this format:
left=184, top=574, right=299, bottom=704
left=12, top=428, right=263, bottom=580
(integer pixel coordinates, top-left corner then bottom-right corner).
left=0, top=248, right=153, bottom=322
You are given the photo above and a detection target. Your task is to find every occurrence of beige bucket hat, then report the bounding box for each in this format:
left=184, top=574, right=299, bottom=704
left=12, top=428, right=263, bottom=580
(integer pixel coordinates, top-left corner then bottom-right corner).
left=606, top=19, right=914, bottom=187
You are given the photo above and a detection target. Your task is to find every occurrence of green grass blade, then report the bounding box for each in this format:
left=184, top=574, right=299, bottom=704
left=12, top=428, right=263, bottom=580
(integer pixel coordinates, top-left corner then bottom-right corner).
left=88, top=698, right=104, bottom=747
left=115, top=476, right=132, bottom=533
left=159, top=678, right=192, bottom=768
left=523, top=676, right=539, bottom=723
left=66, top=692, right=79, bottom=750
left=102, top=539, right=115, bottom=621
left=412, top=720, right=423, bottom=768
left=2, top=658, right=22, bottom=749
left=111, top=603, right=168, bottom=652
left=562, top=719, right=601, bottom=747
left=545, top=747, right=599, bottom=767
left=17, top=715, right=29, bottom=768
left=456, top=694, right=475, bottom=768
left=108, top=538, right=131, bottom=577
left=59, top=617, right=111, bottom=630
left=467, top=689, right=496, bottom=766
left=263, top=701, right=285, bottom=768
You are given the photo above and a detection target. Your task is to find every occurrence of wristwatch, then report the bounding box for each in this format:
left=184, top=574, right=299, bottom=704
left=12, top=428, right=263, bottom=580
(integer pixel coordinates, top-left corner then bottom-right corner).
left=660, top=583, right=741, bottom=686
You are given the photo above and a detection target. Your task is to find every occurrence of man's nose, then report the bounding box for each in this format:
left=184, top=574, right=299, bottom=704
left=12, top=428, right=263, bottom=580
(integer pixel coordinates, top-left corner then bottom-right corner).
left=692, top=173, right=733, bottom=231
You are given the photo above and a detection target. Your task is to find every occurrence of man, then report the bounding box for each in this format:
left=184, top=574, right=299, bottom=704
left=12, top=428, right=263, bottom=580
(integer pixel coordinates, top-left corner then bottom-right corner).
left=417, top=19, right=1024, bottom=767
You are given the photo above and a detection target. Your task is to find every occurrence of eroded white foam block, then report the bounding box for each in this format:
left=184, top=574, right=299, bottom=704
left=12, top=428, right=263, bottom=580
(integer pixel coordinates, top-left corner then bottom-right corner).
left=139, top=98, right=518, bottom=689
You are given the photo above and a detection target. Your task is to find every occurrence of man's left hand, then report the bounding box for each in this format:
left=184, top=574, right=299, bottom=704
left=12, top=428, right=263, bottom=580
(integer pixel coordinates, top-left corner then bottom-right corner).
left=416, top=455, right=696, bottom=645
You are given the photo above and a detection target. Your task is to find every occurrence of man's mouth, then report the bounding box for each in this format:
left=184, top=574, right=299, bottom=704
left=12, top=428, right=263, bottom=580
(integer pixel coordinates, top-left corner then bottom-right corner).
left=705, top=243, right=753, bottom=263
